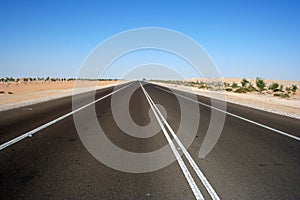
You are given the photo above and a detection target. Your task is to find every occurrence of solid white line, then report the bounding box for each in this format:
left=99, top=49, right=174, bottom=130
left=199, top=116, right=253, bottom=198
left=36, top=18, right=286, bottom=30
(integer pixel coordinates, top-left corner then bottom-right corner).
left=152, top=84, right=300, bottom=142
left=141, top=83, right=220, bottom=200
left=140, top=83, right=204, bottom=200
left=0, top=82, right=134, bottom=151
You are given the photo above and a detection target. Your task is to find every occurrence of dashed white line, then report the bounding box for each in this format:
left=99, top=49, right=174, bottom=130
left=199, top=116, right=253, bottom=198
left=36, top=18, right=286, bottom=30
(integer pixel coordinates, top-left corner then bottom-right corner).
left=0, top=82, right=134, bottom=151
left=152, top=84, right=300, bottom=142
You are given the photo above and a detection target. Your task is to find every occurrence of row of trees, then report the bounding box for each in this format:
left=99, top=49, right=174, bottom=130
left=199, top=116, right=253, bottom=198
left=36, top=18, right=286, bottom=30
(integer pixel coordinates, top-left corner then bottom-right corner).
left=0, top=77, right=119, bottom=82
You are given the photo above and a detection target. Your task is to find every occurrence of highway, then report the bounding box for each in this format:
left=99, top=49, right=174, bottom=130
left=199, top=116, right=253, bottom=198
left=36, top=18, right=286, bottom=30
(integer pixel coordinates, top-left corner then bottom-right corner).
left=0, top=81, right=299, bottom=199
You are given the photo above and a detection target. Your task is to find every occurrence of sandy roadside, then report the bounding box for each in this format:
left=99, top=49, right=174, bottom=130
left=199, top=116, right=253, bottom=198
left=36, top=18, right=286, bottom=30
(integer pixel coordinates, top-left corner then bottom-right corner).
left=151, top=81, right=300, bottom=119
left=0, top=80, right=126, bottom=112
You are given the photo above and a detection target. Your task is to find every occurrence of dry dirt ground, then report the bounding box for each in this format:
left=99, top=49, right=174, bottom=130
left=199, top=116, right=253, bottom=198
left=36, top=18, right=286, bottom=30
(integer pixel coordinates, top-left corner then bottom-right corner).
left=153, top=78, right=300, bottom=119
left=0, top=80, right=119, bottom=111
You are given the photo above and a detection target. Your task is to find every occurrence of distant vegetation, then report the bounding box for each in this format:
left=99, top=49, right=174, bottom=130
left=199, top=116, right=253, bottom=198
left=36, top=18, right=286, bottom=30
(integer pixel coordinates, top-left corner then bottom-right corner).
left=0, top=77, right=119, bottom=83
left=153, top=77, right=298, bottom=99
left=255, top=78, right=266, bottom=92
left=0, top=77, right=120, bottom=95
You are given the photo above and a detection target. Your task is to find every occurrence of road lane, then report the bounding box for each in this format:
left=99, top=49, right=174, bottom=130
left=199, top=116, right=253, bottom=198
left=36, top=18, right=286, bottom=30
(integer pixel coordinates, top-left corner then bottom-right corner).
left=0, top=84, right=125, bottom=145
left=145, top=82, right=300, bottom=199
left=0, top=82, right=195, bottom=199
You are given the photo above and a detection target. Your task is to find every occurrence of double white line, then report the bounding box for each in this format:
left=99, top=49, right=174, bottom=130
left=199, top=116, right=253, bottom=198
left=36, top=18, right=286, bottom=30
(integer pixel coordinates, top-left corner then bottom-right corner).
left=140, top=82, right=220, bottom=200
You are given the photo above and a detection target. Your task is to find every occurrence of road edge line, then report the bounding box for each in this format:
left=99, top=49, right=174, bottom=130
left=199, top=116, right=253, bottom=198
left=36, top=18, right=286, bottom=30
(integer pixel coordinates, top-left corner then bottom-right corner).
left=0, top=82, right=134, bottom=151
left=152, top=83, right=300, bottom=142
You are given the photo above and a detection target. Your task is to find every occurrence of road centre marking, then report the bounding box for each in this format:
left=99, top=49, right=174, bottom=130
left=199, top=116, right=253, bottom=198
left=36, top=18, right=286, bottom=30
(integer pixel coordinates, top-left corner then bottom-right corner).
left=140, top=82, right=205, bottom=200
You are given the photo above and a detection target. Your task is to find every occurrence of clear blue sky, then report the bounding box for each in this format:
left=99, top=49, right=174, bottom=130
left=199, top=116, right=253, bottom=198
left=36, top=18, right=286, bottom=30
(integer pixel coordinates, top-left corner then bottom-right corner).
left=0, top=0, right=299, bottom=80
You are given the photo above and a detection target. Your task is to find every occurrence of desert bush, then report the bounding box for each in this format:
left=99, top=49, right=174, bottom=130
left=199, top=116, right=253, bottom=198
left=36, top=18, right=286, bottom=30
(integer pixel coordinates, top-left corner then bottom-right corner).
left=224, top=82, right=230, bottom=87
left=232, top=82, right=238, bottom=88
left=8, top=91, right=13, bottom=94
left=225, top=88, right=232, bottom=91
left=241, top=78, right=249, bottom=87
left=274, top=93, right=290, bottom=98
left=292, top=85, right=298, bottom=94
left=235, top=87, right=248, bottom=93
left=256, top=78, right=266, bottom=91
left=285, top=87, right=292, bottom=94
left=247, top=83, right=257, bottom=92
left=268, top=82, right=279, bottom=92
left=279, top=84, right=284, bottom=92
left=0, top=91, right=5, bottom=94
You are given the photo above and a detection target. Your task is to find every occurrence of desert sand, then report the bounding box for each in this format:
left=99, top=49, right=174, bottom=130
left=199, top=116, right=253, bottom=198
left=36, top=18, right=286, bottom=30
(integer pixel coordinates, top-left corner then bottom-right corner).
left=0, top=80, right=120, bottom=111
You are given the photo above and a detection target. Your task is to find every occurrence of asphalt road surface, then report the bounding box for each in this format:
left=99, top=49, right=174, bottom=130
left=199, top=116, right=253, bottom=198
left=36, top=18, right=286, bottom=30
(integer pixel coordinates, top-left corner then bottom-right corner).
left=0, top=81, right=299, bottom=199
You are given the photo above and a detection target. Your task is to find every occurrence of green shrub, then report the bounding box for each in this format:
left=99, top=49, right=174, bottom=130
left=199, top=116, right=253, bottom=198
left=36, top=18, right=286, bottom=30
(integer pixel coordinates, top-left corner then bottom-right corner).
left=286, top=87, right=292, bottom=94
left=268, top=82, right=279, bottom=92
left=247, top=83, right=257, bottom=92
left=292, top=85, right=298, bottom=93
left=241, top=78, right=249, bottom=87
left=274, top=93, right=290, bottom=98
left=232, top=82, right=238, bottom=88
left=235, top=87, right=248, bottom=93
left=281, top=93, right=290, bottom=98
left=256, top=78, right=266, bottom=91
